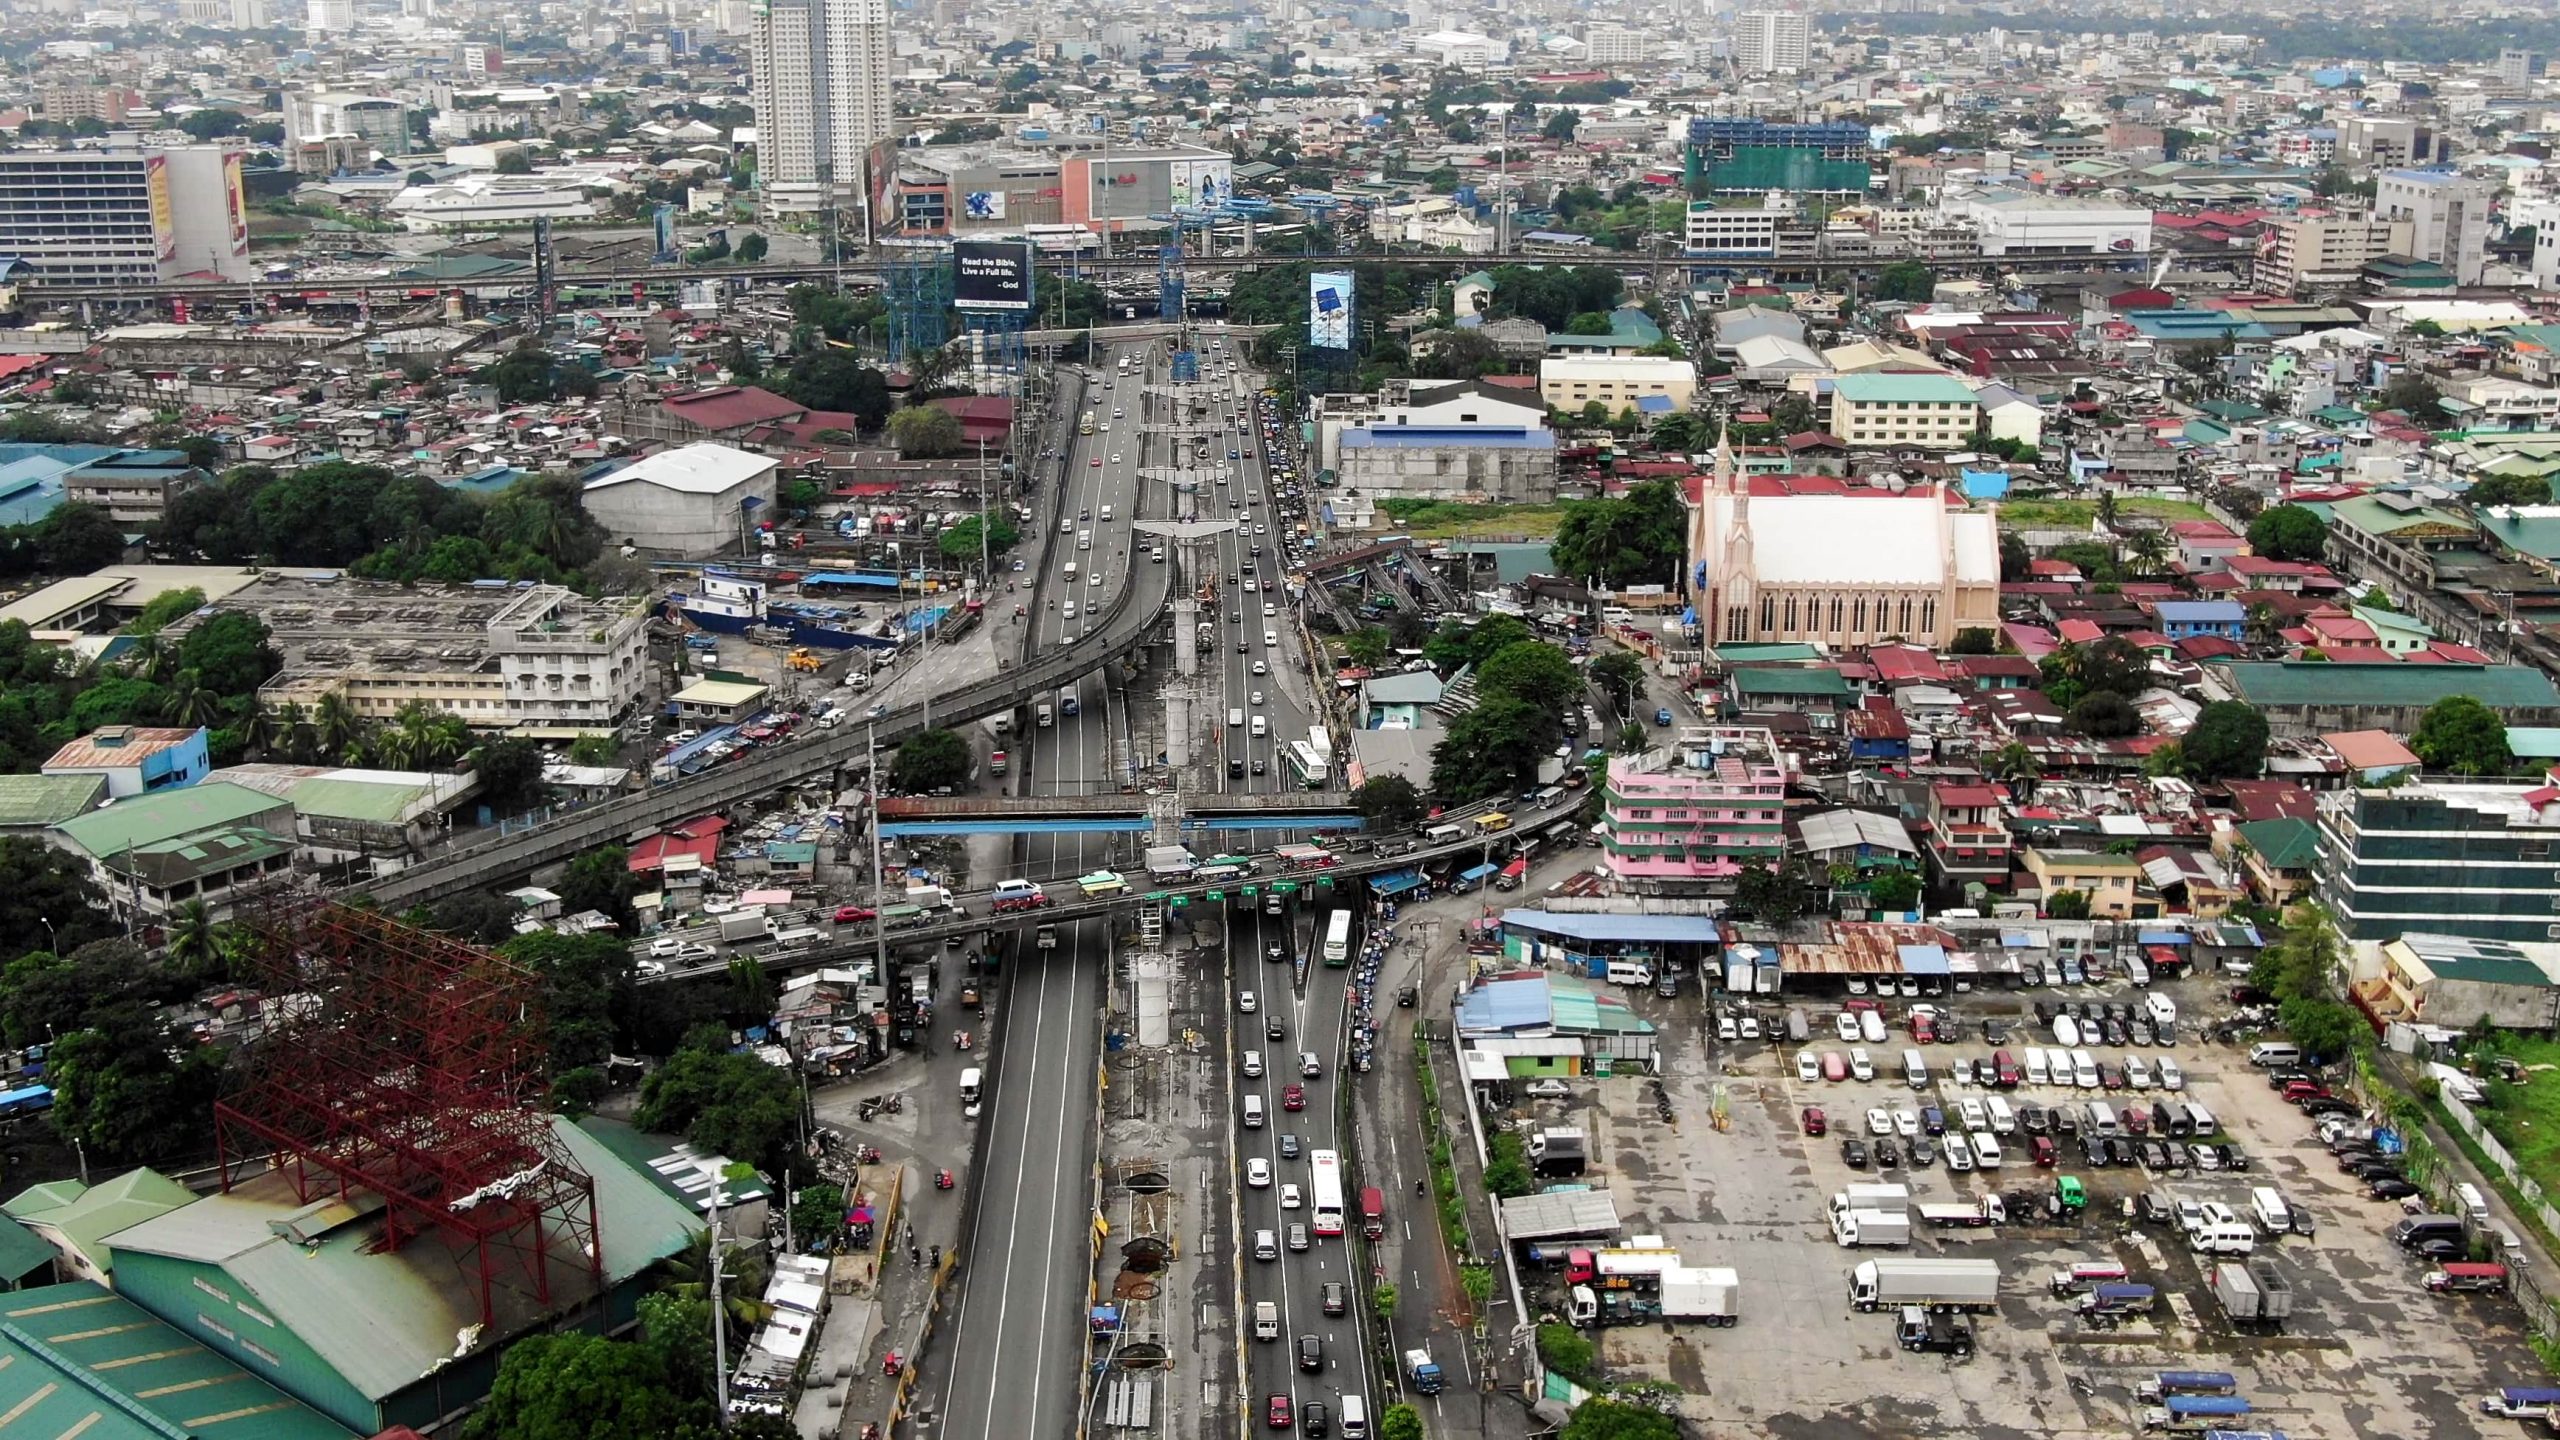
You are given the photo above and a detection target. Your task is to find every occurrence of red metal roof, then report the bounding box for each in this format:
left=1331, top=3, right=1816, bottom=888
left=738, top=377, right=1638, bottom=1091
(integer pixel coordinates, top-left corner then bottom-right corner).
left=662, top=385, right=808, bottom=431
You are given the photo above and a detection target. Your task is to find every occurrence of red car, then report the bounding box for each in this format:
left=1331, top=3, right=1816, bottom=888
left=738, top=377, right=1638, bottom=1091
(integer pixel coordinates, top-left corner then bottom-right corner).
left=833, top=905, right=878, bottom=924
left=1267, top=1394, right=1294, bottom=1429
left=1911, top=1012, right=1936, bottom=1044
left=2282, top=1080, right=2331, bottom=1103
left=1801, top=1106, right=1828, bottom=1136
left=2029, top=1134, right=2057, bottom=1168
left=1282, top=1084, right=1306, bottom=1111
left=1992, top=1050, right=2020, bottom=1088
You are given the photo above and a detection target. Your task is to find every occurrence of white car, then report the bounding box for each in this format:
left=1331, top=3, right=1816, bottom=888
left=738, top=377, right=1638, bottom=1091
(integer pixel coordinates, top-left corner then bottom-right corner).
left=2156, top=1058, right=2186, bottom=1091
left=2125, top=1057, right=2154, bottom=1091
left=1717, top=1013, right=1738, bottom=1042
left=1252, top=660, right=1268, bottom=675
left=1263, top=603, right=1278, bottom=617
left=1526, top=1079, right=1571, bottom=1099
left=675, top=943, right=715, bottom=963
left=1247, top=1158, right=1272, bottom=1188
left=1892, top=1108, right=1919, bottom=1138
left=702, top=898, right=738, bottom=916
left=1251, top=690, right=1264, bottom=705
left=647, top=936, right=684, bottom=958
left=1849, top=1048, right=1875, bottom=1082
left=1797, top=1051, right=1821, bottom=1083
left=1238, top=991, right=1257, bottom=1013
left=1111, top=453, right=1123, bottom=463
left=1835, top=1012, right=1862, bottom=1042
left=1942, top=1131, right=1975, bottom=1171
left=635, top=959, right=667, bottom=977
left=1866, top=1107, right=1891, bottom=1136
left=1279, top=1183, right=1303, bottom=1210
left=1738, top=1015, right=1761, bottom=1040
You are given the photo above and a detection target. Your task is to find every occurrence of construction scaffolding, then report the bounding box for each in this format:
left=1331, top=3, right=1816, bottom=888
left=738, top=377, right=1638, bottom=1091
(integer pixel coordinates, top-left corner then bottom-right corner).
left=213, top=900, right=604, bottom=1330
left=884, top=240, right=952, bottom=362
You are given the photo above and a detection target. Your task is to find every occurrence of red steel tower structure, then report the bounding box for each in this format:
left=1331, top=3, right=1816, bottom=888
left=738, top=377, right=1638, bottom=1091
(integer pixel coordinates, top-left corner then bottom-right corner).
left=214, top=901, right=603, bottom=1329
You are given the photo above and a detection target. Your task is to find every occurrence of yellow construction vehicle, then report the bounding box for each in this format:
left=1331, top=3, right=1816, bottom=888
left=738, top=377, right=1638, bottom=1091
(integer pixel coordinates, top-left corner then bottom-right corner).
left=785, top=648, right=824, bottom=673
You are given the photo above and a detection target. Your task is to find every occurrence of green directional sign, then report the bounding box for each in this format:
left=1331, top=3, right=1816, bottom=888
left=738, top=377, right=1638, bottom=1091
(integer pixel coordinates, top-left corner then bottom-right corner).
left=1169, top=896, right=1187, bottom=908
left=1241, top=885, right=1259, bottom=896
left=1274, top=881, right=1300, bottom=894
left=1205, top=890, right=1226, bottom=902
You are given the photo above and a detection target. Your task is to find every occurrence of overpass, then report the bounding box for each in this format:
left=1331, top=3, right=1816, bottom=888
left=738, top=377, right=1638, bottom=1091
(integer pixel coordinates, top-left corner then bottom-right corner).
left=355, top=556, right=1177, bottom=910
left=873, top=791, right=1363, bottom=836
left=27, top=246, right=2217, bottom=305
left=645, top=788, right=1586, bottom=985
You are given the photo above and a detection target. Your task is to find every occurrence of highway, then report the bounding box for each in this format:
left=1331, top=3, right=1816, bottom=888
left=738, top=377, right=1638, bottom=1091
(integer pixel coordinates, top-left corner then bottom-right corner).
left=930, top=339, right=1151, bottom=1440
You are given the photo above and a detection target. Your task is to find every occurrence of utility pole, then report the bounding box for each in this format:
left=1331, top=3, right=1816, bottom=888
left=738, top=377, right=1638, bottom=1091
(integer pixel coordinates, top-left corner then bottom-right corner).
left=869, top=721, right=890, bottom=993
left=707, top=1173, right=731, bottom=1429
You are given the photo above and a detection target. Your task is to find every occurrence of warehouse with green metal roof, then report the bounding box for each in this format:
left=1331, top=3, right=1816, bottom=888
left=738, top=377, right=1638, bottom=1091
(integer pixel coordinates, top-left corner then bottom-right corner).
left=0, top=1282, right=357, bottom=1440
left=2210, top=660, right=2560, bottom=736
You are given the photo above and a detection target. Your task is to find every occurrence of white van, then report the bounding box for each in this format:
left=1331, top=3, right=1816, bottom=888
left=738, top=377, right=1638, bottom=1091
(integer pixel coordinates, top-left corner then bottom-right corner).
left=2192, top=1223, right=2256, bottom=1257
left=1903, top=1048, right=1929, bottom=1090
left=1228, top=707, right=1245, bottom=728
left=2070, top=1048, right=2100, bottom=1089
left=1251, top=715, right=1268, bottom=738
left=1859, top=1010, right=1887, bottom=1046
left=1099, top=503, right=1114, bottom=521
left=2145, top=992, right=2178, bottom=1028
left=1064, top=562, right=1079, bottom=582
left=1605, top=959, right=1656, bottom=987
left=1242, top=1094, right=1265, bottom=1128
left=2249, top=1041, right=2302, bottom=1068
left=960, top=1067, right=983, bottom=1104
left=1078, top=528, right=1094, bottom=551
left=1263, top=629, right=1278, bottom=648
left=1339, top=1395, right=1369, bottom=1439
left=2250, top=1187, right=2292, bottom=1235
left=1986, top=1095, right=2017, bottom=1135
left=2457, top=1181, right=2491, bottom=1226
left=2023, top=1046, right=2051, bottom=1087
left=1254, top=1301, right=1280, bottom=1340
left=2184, top=1101, right=2218, bottom=1135
left=1970, top=1130, right=2004, bottom=1168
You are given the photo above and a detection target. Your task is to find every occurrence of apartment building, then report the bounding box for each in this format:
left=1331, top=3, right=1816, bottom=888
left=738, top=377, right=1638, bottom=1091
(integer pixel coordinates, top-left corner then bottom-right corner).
left=1827, top=373, right=1983, bottom=449
left=2318, top=781, right=2560, bottom=943
left=61, top=450, right=205, bottom=525
left=1538, top=355, right=1698, bottom=414
left=1599, top=729, right=1789, bottom=893
left=1924, top=781, right=2013, bottom=891
left=1732, top=10, right=1810, bottom=74
left=2376, top=168, right=2496, bottom=285
left=2252, top=212, right=2394, bottom=295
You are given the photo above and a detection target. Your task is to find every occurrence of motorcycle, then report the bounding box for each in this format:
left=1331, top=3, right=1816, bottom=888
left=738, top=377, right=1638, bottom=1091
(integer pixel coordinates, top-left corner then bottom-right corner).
left=854, top=1143, right=884, bottom=1164
left=955, top=1030, right=973, bottom=1051
left=936, top=1168, right=955, bottom=1190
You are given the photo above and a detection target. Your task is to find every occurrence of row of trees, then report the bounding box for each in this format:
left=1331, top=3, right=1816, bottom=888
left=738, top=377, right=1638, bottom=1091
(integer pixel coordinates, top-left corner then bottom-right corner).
left=158, top=461, right=620, bottom=587
left=1426, top=615, right=1588, bottom=801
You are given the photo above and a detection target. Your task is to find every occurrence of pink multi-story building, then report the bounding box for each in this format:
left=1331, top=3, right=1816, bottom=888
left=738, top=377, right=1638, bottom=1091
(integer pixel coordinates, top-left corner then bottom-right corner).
left=1600, top=728, right=1789, bottom=893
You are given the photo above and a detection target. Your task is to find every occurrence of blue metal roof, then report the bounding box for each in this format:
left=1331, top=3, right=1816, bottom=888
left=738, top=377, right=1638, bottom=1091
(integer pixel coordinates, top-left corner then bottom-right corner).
left=1898, top=943, right=1951, bottom=975
left=1454, top=974, right=1556, bottom=1031
left=1500, top=909, right=1724, bottom=943
left=802, top=571, right=902, bottom=588
left=1341, top=426, right=1555, bottom=451
left=2138, top=929, right=2190, bottom=945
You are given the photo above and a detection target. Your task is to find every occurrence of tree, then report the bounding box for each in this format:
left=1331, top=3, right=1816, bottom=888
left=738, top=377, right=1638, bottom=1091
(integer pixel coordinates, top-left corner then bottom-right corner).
left=1430, top=696, right=1560, bottom=801
left=1559, top=1396, right=1682, bottom=1440
left=2469, top=472, right=2551, bottom=509
left=463, top=1328, right=697, bottom=1440
left=1867, top=871, right=1922, bottom=913
left=1340, top=627, right=1391, bottom=668
left=936, top=513, right=1020, bottom=564
left=2247, top=503, right=2328, bottom=563
left=1769, top=393, right=1817, bottom=435
left=1872, top=261, right=1936, bottom=303
left=2069, top=690, right=2141, bottom=738
left=474, top=735, right=553, bottom=813
left=1733, top=860, right=1815, bottom=924
left=1984, top=740, right=2041, bottom=796
left=1948, top=627, right=1998, bottom=655
left=1536, top=1321, right=1596, bottom=1382
left=1423, top=614, right=1534, bottom=672
left=166, top=899, right=223, bottom=981
left=893, top=728, right=972, bottom=791
left=0, top=837, right=116, bottom=961
left=2045, top=889, right=2092, bottom=919
left=888, top=404, right=967, bottom=458
left=789, top=1180, right=845, bottom=1248
left=1541, top=109, right=1580, bottom=142
left=774, top=350, right=894, bottom=431
left=2123, top=528, right=2171, bottom=577
left=1354, top=774, right=1426, bottom=830
left=37, top=502, right=127, bottom=573
left=2279, top=995, right=2366, bottom=1063
left=1408, top=327, right=1503, bottom=380
left=1999, top=529, right=2032, bottom=583
left=1549, top=479, right=1688, bottom=587
left=1475, top=641, right=1581, bottom=711
left=734, top=231, right=768, bottom=263
left=1588, top=650, right=1644, bottom=711
left=126, top=586, right=208, bottom=636
left=2379, top=372, right=2450, bottom=428
left=634, top=1028, right=802, bottom=1177
left=1379, top=1405, right=1427, bottom=1440
left=558, top=846, right=639, bottom=933
left=176, top=611, right=280, bottom=699
left=2183, top=700, right=2270, bottom=781
left=47, top=1000, right=225, bottom=1163
left=502, top=931, right=633, bottom=1078
left=2410, top=694, right=2512, bottom=775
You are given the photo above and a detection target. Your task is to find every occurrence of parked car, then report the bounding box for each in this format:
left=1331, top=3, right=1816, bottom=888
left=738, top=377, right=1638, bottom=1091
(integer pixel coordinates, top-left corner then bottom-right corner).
left=1842, top=1137, right=1870, bottom=1169
left=1802, top=1106, right=1829, bottom=1136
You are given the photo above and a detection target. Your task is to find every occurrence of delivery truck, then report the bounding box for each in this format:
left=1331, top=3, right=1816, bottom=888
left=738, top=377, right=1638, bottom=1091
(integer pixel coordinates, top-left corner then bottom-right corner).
left=718, top=909, right=771, bottom=943
left=2142, top=1396, right=2253, bottom=1432
left=1528, top=1127, right=1588, bottom=1178
left=1832, top=1208, right=1913, bottom=1249
left=2137, top=1373, right=2238, bottom=1401
left=1403, top=1350, right=1444, bottom=1395
left=1569, top=1267, right=1739, bottom=1328
left=1919, top=1195, right=2008, bottom=1229
left=2212, top=1260, right=2294, bottom=1331
left=1849, top=1258, right=2001, bottom=1313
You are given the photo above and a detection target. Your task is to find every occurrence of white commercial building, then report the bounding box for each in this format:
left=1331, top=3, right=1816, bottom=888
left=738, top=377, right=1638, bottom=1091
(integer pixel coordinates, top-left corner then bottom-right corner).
left=285, top=91, right=410, bottom=157
left=0, top=144, right=254, bottom=286
left=1939, top=190, right=2150, bottom=257
left=1539, top=356, right=1699, bottom=414
left=753, top=0, right=893, bottom=214
left=384, top=176, right=600, bottom=230
left=1733, top=11, right=1811, bottom=75
left=306, top=0, right=353, bottom=37
left=1412, top=30, right=1508, bottom=68
left=1687, top=195, right=1797, bottom=256
left=582, top=444, right=781, bottom=559
left=2376, top=168, right=2497, bottom=285
left=1583, top=24, right=1647, bottom=66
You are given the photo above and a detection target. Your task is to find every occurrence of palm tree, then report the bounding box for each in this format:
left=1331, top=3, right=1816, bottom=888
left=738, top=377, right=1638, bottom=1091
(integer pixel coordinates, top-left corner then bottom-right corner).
left=313, top=692, right=358, bottom=758
left=124, top=633, right=173, bottom=684
left=164, top=667, right=221, bottom=730
left=2093, top=490, right=2121, bottom=533
left=241, top=702, right=279, bottom=760
left=2123, top=528, right=2171, bottom=577
left=1985, top=740, right=2042, bottom=799
left=275, top=700, right=315, bottom=763
left=167, top=900, right=221, bottom=980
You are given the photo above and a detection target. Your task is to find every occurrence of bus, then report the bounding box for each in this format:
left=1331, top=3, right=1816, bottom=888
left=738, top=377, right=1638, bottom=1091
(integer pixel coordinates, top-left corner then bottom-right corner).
left=1309, top=1150, right=1346, bottom=1237
left=1283, top=739, right=1328, bottom=788
left=1322, top=909, right=1353, bottom=967
left=1079, top=410, right=1095, bottom=435
left=1195, top=854, right=1251, bottom=883
left=1274, top=842, right=1338, bottom=873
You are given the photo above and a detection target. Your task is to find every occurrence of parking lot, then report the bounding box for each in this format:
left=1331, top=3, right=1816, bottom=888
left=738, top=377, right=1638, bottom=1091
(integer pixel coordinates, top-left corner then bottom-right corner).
left=1521, top=967, right=2548, bottom=1438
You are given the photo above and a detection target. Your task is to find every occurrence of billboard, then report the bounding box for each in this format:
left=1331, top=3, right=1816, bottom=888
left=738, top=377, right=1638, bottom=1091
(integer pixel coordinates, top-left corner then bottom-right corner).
left=963, top=189, right=1007, bottom=221
left=953, top=239, right=1035, bottom=312
left=1309, top=270, right=1353, bottom=349
left=223, top=151, right=249, bottom=250
left=652, top=202, right=679, bottom=262
left=1169, top=157, right=1234, bottom=210
left=146, top=154, right=175, bottom=260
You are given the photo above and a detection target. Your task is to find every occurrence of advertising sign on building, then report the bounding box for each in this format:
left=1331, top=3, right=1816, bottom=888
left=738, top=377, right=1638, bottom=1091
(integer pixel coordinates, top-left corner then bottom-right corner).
left=223, top=151, right=249, bottom=250
left=953, top=239, right=1035, bottom=312
left=146, top=154, right=176, bottom=260
left=1309, top=270, right=1354, bottom=349
left=652, top=202, right=679, bottom=262
left=963, top=189, right=1006, bottom=221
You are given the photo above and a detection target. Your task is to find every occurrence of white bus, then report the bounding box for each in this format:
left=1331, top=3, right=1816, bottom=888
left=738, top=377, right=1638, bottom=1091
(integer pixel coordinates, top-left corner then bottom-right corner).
left=1322, top=910, right=1354, bottom=967
left=1309, top=1149, right=1345, bottom=1237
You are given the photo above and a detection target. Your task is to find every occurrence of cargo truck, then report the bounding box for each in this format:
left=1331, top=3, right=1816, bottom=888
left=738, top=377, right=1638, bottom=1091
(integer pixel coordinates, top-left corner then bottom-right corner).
left=2480, top=1387, right=2560, bottom=1419
left=1569, top=1267, right=1739, bottom=1327
left=1832, top=1208, right=1913, bottom=1249
left=717, top=909, right=771, bottom=943
left=1528, top=1127, right=1588, bottom=1178
left=1564, top=1246, right=1681, bottom=1287
left=2142, top=1396, right=2253, bottom=1432
left=2078, top=1283, right=2157, bottom=1327
left=1918, top=1195, right=2008, bottom=1229
left=2138, top=1373, right=2238, bottom=1401
left=1849, top=1258, right=2001, bottom=1312
left=1831, top=1184, right=1913, bottom=1215
left=1897, top=1306, right=1974, bottom=1356
left=2211, top=1260, right=2294, bottom=1331
left=1403, top=1350, right=1444, bottom=1395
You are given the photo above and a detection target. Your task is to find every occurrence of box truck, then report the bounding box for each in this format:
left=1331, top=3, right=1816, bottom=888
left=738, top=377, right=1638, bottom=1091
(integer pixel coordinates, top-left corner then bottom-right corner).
left=1848, top=1258, right=2001, bottom=1312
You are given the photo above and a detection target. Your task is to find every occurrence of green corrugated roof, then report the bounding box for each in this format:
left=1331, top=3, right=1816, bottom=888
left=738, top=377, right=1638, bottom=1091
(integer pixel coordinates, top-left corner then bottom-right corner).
left=0, top=1215, right=53, bottom=1283
left=1714, top=643, right=1825, bottom=663
left=0, top=1283, right=355, bottom=1440
left=103, top=1115, right=702, bottom=1406
left=279, top=775, right=425, bottom=823
left=1732, top=667, right=1854, bottom=697
left=51, top=782, right=287, bottom=857
left=0, top=1179, right=84, bottom=1217
left=2476, top=506, right=2560, bottom=561
left=2220, top=661, right=2560, bottom=710
left=0, top=773, right=104, bottom=828
left=578, top=1115, right=773, bottom=1215
left=2327, top=493, right=2473, bottom=538
left=2237, top=817, right=2319, bottom=870
left=1831, top=372, right=1982, bottom=406
left=6, top=1168, right=197, bottom=1274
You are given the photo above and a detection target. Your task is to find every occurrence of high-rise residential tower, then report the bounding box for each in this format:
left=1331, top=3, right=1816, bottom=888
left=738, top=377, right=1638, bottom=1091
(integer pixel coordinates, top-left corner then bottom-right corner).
left=1733, top=10, right=1810, bottom=74
left=751, top=0, right=893, bottom=215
